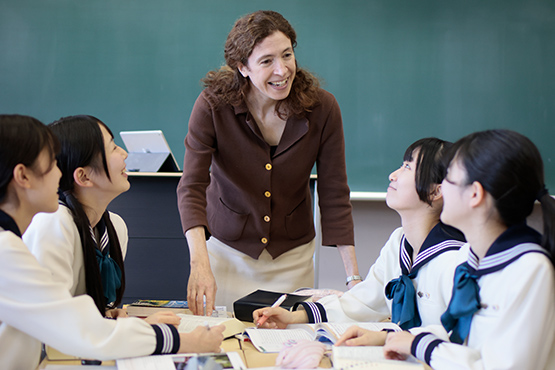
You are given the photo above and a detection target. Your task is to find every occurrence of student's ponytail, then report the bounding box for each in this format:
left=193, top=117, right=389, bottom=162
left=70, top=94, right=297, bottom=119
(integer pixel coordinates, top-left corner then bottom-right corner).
left=537, top=188, right=555, bottom=265
left=59, top=189, right=107, bottom=315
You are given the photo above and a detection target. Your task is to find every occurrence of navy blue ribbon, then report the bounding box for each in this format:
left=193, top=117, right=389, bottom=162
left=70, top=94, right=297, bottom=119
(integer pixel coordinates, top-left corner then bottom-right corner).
left=385, top=273, right=421, bottom=329
left=440, top=262, right=481, bottom=344
left=441, top=223, right=545, bottom=344
left=92, top=219, right=122, bottom=304
left=385, top=224, right=465, bottom=330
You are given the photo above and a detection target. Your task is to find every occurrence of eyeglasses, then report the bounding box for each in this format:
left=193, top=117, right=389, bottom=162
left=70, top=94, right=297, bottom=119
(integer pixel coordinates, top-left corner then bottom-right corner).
left=443, top=177, right=469, bottom=187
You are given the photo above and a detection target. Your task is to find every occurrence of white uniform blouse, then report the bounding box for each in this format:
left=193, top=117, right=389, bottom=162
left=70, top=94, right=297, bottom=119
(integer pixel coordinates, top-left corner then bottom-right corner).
left=410, top=245, right=555, bottom=369
left=23, top=205, right=128, bottom=297
left=317, top=227, right=468, bottom=326
left=0, top=229, right=176, bottom=370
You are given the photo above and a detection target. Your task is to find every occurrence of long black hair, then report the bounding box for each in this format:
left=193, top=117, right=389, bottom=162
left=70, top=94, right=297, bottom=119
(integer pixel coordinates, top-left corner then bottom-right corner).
left=0, top=115, right=59, bottom=202
left=446, top=129, right=555, bottom=263
left=48, top=115, right=126, bottom=315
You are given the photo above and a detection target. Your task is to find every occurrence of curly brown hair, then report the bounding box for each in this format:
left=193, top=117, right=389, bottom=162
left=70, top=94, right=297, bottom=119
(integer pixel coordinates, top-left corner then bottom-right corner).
left=202, top=10, right=321, bottom=119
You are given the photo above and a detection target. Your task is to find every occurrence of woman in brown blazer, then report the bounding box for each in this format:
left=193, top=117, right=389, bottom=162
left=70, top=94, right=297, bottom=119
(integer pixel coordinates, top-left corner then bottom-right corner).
left=177, top=10, right=361, bottom=315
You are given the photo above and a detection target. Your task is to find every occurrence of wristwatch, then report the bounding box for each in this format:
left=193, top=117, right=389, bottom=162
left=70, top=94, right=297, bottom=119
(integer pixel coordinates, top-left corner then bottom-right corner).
left=346, top=275, right=363, bottom=285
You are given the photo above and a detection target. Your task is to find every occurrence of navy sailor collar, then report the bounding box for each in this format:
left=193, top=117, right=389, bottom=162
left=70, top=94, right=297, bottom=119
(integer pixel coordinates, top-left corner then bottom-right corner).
left=467, top=222, right=547, bottom=276
left=0, top=209, right=22, bottom=238
left=401, top=222, right=466, bottom=276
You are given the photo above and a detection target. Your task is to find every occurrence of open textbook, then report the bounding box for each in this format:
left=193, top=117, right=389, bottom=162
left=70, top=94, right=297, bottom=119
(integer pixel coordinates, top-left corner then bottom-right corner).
left=177, top=313, right=251, bottom=339
left=245, top=321, right=400, bottom=353
left=333, top=346, right=424, bottom=369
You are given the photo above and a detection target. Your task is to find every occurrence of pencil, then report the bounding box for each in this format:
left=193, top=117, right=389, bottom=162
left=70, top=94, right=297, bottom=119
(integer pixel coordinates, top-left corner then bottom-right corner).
left=256, top=294, right=287, bottom=327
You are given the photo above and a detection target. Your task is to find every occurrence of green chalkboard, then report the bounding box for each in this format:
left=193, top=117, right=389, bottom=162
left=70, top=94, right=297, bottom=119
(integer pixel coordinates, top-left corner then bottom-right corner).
left=1, top=0, right=554, bottom=192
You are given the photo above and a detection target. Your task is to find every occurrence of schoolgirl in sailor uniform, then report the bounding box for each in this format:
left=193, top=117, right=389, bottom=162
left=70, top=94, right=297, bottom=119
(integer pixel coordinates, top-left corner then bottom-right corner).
left=317, top=223, right=465, bottom=328
left=0, top=115, right=224, bottom=369
left=383, top=129, right=555, bottom=369
left=25, top=203, right=128, bottom=305
left=25, top=115, right=132, bottom=317
left=254, top=138, right=466, bottom=342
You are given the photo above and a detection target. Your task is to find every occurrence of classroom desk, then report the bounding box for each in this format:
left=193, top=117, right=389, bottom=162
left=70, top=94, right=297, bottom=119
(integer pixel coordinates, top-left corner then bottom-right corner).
left=39, top=341, right=330, bottom=369
left=39, top=336, right=431, bottom=369
left=39, top=339, right=244, bottom=368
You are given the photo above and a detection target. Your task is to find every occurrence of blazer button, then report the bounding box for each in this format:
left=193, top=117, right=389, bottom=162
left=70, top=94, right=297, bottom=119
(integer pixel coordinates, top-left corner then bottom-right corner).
left=263, top=215, right=270, bottom=222
left=261, top=237, right=268, bottom=244
left=264, top=191, right=271, bottom=198
left=265, top=163, right=272, bottom=170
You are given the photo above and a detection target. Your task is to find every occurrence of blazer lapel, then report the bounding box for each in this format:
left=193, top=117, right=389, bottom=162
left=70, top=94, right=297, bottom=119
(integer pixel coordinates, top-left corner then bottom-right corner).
left=274, top=115, right=309, bottom=157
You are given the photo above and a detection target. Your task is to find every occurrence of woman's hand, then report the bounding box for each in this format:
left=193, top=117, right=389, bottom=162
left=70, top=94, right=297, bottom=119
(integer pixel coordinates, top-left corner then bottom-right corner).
left=178, top=324, right=225, bottom=353
left=187, top=261, right=217, bottom=316
left=186, top=227, right=218, bottom=316
left=252, top=307, right=307, bottom=329
left=383, top=331, right=415, bottom=361
left=334, top=326, right=387, bottom=347
left=144, top=311, right=181, bottom=326
left=105, top=308, right=128, bottom=319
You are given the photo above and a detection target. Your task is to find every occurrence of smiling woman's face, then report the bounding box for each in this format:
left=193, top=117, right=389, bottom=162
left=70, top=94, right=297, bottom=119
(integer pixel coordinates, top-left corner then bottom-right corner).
left=238, top=31, right=297, bottom=105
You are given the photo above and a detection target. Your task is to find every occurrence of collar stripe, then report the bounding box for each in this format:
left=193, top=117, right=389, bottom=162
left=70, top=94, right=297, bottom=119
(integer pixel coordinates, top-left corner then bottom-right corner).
left=401, top=237, right=465, bottom=274
left=90, top=225, right=109, bottom=252
left=470, top=243, right=548, bottom=275
left=481, top=243, right=546, bottom=268
left=414, top=240, right=465, bottom=266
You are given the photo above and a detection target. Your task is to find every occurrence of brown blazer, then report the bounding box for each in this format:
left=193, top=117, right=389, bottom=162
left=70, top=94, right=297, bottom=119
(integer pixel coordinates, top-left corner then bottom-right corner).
left=177, top=88, right=354, bottom=259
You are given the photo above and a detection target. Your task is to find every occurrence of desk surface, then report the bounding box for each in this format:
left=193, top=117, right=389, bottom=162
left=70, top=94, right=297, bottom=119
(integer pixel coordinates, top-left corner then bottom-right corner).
left=39, top=338, right=331, bottom=369
left=40, top=339, right=434, bottom=369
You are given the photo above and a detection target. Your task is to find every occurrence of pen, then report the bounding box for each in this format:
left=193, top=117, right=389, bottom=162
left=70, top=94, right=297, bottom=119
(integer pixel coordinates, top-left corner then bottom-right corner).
left=256, top=294, right=287, bottom=327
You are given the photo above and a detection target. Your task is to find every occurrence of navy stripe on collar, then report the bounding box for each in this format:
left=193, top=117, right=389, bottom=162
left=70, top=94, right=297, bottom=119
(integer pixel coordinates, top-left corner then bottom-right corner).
left=486, top=223, right=541, bottom=256
left=0, top=209, right=22, bottom=238
left=400, top=222, right=466, bottom=275
left=468, top=223, right=547, bottom=276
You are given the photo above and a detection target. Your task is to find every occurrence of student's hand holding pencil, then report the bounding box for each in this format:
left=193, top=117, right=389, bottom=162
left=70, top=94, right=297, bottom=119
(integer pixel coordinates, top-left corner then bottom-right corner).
left=252, top=306, right=309, bottom=329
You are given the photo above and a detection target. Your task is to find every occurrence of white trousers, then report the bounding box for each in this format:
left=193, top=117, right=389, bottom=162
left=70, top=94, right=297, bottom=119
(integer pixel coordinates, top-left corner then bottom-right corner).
left=206, top=237, right=315, bottom=312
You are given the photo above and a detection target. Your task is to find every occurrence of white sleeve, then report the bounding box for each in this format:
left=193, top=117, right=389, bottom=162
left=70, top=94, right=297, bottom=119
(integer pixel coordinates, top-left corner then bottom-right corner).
left=109, top=212, right=128, bottom=259
left=318, top=228, right=403, bottom=322
left=23, top=208, right=81, bottom=293
left=0, top=232, right=178, bottom=361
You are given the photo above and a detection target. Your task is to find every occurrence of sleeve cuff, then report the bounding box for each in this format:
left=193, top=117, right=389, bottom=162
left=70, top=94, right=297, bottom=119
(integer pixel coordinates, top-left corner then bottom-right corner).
left=292, top=302, right=327, bottom=323
left=152, top=324, right=180, bottom=354
left=411, top=332, right=444, bottom=366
